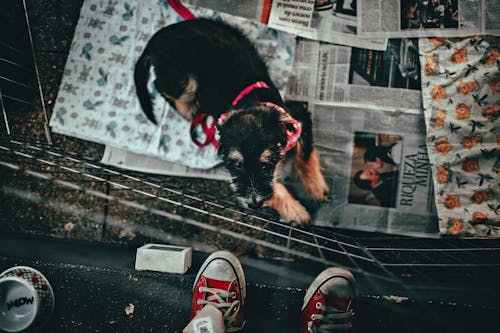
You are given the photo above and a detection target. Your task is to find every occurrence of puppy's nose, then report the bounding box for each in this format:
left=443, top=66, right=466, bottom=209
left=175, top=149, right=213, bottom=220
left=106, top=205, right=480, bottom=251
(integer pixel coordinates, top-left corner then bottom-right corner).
left=248, top=197, right=264, bottom=209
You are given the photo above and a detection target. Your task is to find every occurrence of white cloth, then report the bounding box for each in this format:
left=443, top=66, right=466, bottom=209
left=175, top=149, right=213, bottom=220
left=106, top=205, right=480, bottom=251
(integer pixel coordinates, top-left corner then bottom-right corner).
left=50, top=0, right=296, bottom=169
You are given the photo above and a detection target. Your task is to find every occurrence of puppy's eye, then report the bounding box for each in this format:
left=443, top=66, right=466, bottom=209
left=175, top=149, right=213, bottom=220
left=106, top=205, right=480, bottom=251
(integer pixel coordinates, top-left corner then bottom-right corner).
left=261, top=162, right=273, bottom=171
left=232, top=160, right=243, bottom=169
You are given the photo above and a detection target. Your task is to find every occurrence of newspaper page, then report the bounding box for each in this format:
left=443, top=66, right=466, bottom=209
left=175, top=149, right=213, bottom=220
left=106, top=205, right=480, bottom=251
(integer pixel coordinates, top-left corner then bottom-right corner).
left=287, top=38, right=423, bottom=112
left=281, top=103, right=439, bottom=236
left=284, top=39, right=438, bottom=236
left=267, top=0, right=388, bottom=50
left=183, top=0, right=265, bottom=21
left=358, top=0, right=500, bottom=38
left=186, top=0, right=389, bottom=50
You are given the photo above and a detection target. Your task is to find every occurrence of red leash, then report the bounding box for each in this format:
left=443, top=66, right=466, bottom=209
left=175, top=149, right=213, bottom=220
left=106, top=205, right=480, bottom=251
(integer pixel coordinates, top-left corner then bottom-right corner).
left=167, top=0, right=196, bottom=20
left=167, top=0, right=213, bottom=147
left=190, top=113, right=219, bottom=149
left=166, top=2, right=301, bottom=151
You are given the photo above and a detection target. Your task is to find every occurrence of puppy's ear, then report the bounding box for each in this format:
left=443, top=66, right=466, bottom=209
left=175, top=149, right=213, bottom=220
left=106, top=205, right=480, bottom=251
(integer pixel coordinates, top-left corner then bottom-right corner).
left=217, top=108, right=243, bottom=128
left=278, top=110, right=297, bottom=133
left=276, top=106, right=303, bottom=152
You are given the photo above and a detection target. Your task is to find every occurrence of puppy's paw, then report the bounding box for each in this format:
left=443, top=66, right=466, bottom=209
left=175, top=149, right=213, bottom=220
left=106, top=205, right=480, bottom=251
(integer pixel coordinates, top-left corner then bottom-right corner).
left=304, top=177, right=330, bottom=202
left=282, top=203, right=311, bottom=224
left=265, top=183, right=311, bottom=224
left=295, top=147, right=330, bottom=202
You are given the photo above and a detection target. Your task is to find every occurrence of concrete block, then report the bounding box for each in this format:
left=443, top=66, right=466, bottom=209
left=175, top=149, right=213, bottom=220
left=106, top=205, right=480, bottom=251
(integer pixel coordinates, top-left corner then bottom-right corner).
left=135, top=243, right=192, bottom=274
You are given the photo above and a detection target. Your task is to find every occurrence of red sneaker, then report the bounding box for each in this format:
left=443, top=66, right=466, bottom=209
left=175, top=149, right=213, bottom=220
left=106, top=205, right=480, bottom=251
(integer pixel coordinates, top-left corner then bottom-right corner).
left=190, top=251, right=246, bottom=332
left=300, top=267, right=356, bottom=333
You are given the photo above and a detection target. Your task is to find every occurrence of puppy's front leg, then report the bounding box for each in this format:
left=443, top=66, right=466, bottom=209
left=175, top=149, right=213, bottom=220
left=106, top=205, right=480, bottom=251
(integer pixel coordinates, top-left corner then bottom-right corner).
left=266, top=183, right=310, bottom=224
left=295, top=145, right=329, bottom=202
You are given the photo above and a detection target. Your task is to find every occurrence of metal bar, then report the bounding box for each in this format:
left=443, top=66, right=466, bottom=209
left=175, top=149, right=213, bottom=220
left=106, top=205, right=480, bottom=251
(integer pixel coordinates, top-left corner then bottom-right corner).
left=285, top=227, right=292, bottom=249
left=22, top=0, right=52, bottom=144
left=0, top=75, right=34, bottom=89
left=0, top=41, right=27, bottom=55
left=382, top=263, right=500, bottom=267
left=0, top=88, right=10, bottom=135
left=2, top=94, right=34, bottom=105
left=0, top=57, right=32, bottom=72
left=312, top=232, right=327, bottom=262
left=367, top=246, right=500, bottom=252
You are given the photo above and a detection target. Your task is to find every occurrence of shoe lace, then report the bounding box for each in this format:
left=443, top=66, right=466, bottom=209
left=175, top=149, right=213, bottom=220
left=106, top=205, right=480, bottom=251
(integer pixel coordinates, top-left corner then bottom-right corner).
left=197, top=286, right=240, bottom=326
left=308, top=300, right=354, bottom=333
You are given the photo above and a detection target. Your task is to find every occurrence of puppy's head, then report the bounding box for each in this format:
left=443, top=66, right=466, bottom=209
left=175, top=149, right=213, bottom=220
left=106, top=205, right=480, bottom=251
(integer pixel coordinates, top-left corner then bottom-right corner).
left=218, top=104, right=292, bottom=209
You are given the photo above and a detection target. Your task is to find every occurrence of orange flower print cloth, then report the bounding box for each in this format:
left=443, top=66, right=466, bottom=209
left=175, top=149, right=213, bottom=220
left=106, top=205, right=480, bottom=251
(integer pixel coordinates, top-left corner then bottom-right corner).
left=419, top=36, right=499, bottom=237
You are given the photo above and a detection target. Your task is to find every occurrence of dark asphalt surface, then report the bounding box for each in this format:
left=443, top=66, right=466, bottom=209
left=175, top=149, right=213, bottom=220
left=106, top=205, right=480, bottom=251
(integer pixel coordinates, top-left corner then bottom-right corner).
left=1, top=233, right=499, bottom=333
left=0, top=234, right=309, bottom=333
left=0, top=234, right=303, bottom=333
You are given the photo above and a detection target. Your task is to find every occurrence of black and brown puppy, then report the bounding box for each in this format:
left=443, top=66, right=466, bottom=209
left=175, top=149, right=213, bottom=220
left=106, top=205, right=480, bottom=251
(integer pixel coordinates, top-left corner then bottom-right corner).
left=134, top=18, right=328, bottom=223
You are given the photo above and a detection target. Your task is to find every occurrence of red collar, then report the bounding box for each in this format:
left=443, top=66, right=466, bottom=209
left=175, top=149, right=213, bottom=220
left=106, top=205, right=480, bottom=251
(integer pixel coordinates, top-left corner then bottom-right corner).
left=190, top=81, right=301, bottom=152
left=231, top=81, right=270, bottom=107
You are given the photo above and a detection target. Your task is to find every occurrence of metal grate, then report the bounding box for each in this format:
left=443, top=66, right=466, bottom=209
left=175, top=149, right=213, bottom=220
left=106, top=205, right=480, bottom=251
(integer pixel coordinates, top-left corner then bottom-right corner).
left=0, top=0, right=52, bottom=143
left=0, top=138, right=395, bottom=278
left=2, top=137, right=500, bottom=307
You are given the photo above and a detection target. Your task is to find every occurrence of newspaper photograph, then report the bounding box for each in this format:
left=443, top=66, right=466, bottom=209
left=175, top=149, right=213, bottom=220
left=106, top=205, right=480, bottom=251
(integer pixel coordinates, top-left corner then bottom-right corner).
left=267, top=0, right=388, bottom=50
left=287, top=38, right=422, bottom=112
left=400, top=0, right=458, bottom=30
left=348, top=131, right=432, bottom=214
left=358, top=0, right=500, bottom=38
left=348, top=132, right=403, bottom=208
left=304, top=103, right=438, bottom=237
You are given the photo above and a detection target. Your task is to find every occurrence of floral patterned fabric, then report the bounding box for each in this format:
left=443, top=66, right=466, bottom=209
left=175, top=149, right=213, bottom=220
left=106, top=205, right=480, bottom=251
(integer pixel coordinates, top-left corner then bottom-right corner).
left=419, top=36, right=499, bottom=237
left=50, top=0, right=295, bottom=169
